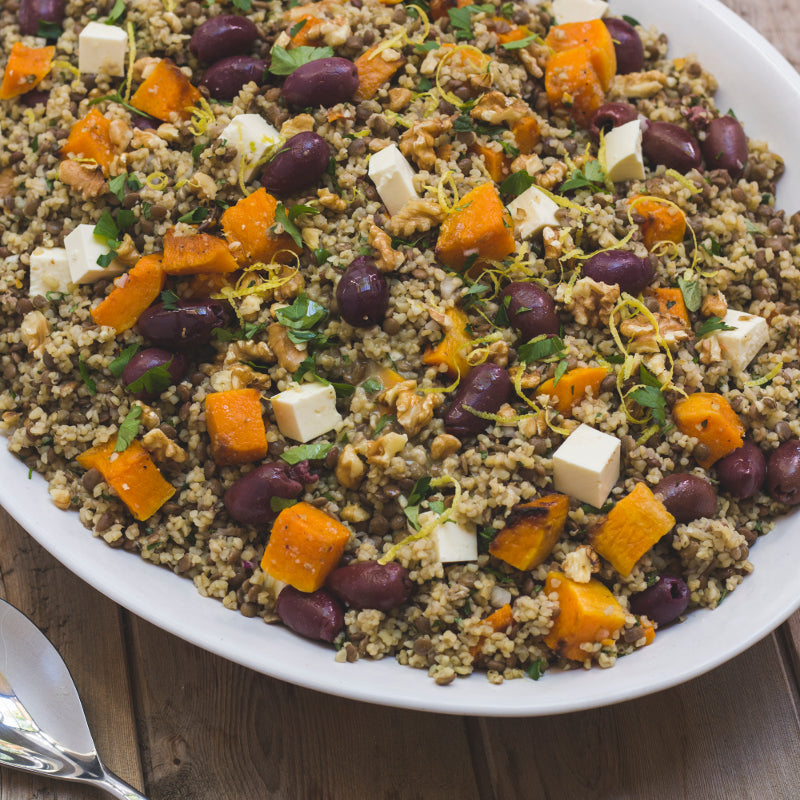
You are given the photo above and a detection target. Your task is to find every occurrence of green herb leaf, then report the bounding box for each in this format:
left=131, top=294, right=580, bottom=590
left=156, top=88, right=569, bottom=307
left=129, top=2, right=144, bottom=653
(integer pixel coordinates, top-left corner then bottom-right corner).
left=551, top=358, right=569, bottom=387
left=629, top=385, right=666, bottom=426
left=274, top=203, right=314, bottom=248
left=276, top=294, right=327, bottom=332
left=270, top=496, right=297, bottom=513
left=108, top=344, right=140, bottom=378
left=518, top=336, right=566, bottom=363
left=745, top=220, right=761, bottom=235
left=45, top=290, right=65, bottom=302
left=124, top=361, right=173, bottom=396
left=106, top=0, right=126, bottom=23
left=700, top=236, right=722, bottom=257
left=108, top=173, right=128, bottom=202
left=415, top=41, right=441, bottom=52
left=677, top=277, right=702, bottom=313
left=37, top=19, right=63, bottom=37
left=408, top=476, right=432, bottom=506
left=281, top=441, right=334, bottom=465
left=374, top=413, right=395, bottom=434
left=417, top=76, right=433, bottom=92
left=78, top=356, right=96, bottom=396
left=232, top=0, right=253, bottom=11
left=526, top=658, right=546, bottom=681
left=289, top=19, right=308, bottom=37
left=268, top=45, right=334, bottom=76
left=314, top=248, right=332, bottom=265
left=115, top=405, right=142, bottom=452
left=447, top=3, right=493, bottom=39
left=94, top=209, right=119, bottom=242
left=453, top=113, right=474, bottom=133
left=559, top=160, right=609, bottom=194
left=96, top=250, right=119, bottom=269
left=639, top=363, right=662, bottom=389
left=160, top=289, right=180, bottom=310
left=622, top=14, right=641, bottom=26
left=405, top=504, right=421, bottom=530
left=115, top=208, right=135, bottom=231
left=501, top=33, right=539, bottom=50
left=499, top=170, right=536, bottom=197
left=177, top=207, right=209, bottom=224
left=362, top=378, right=382, bottom=393
left=696, top=315, right=735, bottom=339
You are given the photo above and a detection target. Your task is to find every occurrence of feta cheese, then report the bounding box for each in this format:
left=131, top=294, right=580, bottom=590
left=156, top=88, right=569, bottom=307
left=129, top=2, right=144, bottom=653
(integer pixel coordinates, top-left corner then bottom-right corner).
left=217, top=114, right=280, bottom=182
left=551, top=0, right=609, bottom=24
left=419, top=513, right=477, bottom=563
left=78, top=22, right=128, bottom=77
left=270, top=382, right=342, bottom=443
left=29, top=247, right=71, bottom=298
left=506, top=184, right=561, bottom=239
left=367, top=144, right=419, bottom=215
left=553, top=423, right=621, bottom=508
left=712, top=309, right=770, bottom=373
left=64, top=224, right=125, bottom=284
left=602, top=119, right=645, bottom=183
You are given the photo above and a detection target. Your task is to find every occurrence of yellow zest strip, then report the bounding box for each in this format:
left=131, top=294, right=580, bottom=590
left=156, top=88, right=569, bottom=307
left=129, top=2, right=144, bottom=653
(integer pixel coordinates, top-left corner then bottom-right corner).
left=52, top=60, right=80, bottom=78
left=437, top=170, right=460, bottom=215
left=511, top=365, right=569, bottom=436
left=213, top=258, right=300, bottom=324
left=743, top=362, right=782, bottom=388
left=636, top=423, right=660, bottom=447
left=420, top=367, right=461, bottom=395
left=664, top=168, right=703, bottom=195
left=462, top=404, right=533, bottom=424
left=188, top=97, right=216, bottom=137
left=145, top=171, right=169, bottom=190
left=124, top=21, right=136, bottom=101
left=532, top=181, right=591, bottom=215
left=368, top=6, right=431, bottom=61
left=435, top=44, right=491, bottom=109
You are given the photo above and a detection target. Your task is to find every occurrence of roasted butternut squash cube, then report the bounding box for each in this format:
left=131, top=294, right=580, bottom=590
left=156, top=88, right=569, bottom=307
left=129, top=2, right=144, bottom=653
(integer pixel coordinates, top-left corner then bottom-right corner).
left=544, top=20, right=617, bottom=91
left=535, top=366, right=608, bottom=415
left=205, top=389, right=268, bottom=466
left=0, top=43, right=55, bottom=100
left=422, top=306, right=473, bottom=378
left=162, top=228, right=239, bottom=276
left=353, top=46, right=405, bottom=102
left=61, top=108, right=116, bottom=176
left=130, top=58, right=201, bottom=122
left=545, top=45, right=606, bottom=128
left=672, top=392, right=744, bottom=469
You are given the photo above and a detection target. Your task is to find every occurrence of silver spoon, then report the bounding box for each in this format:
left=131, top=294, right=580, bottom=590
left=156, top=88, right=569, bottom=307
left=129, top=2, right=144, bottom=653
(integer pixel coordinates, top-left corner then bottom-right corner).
left=0, top=596, right=149, bottom=799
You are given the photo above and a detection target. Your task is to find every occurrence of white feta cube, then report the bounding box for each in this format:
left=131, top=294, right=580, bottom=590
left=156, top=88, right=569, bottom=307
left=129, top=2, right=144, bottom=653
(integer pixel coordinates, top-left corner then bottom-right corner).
left=367, top=144, right=419, bottom=216
left=602, top=119, right=645, bottom=183
left=29, top=247, right=71, bottom=298
left=506, top=184, right=561, bottom=239
left=78, top=22, right=128, bottom=77
left=270, top=382, right=342, bottom=443
left=419, top=513, right=477, bottom=563
left=712, top=309, right=770, bottom=373
left=64, top=224, right=125, bottom=284
left=551, top=0, right=609, bottom=25
left=217, top=114, right=281, bottom=182
left=553, top=423, right=620, bottom=509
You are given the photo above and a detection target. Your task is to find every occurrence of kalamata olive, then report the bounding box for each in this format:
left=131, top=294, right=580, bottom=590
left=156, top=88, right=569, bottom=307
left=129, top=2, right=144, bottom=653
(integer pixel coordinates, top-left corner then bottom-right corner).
left=276, top=586, right=344, bottom=643
left=189, top=15, right=258, bottom=63
left=654, top=473, right=717, bottom=523
left=498, top=282, right=559, bottom=342
left=336, top=256, right=389, bottom=327
left=199, top=55, right=267, bottom=101
left=602, top=18, right=644, bottom=74
left=121, top=348, right=187, bottom=401
left=588, top=102, right=639, bottom=143
left=20, top=90, right=49, bottom=108
left=766, top=439, right=800, bottom=505
left=642, top=121, right=703, bottom=173
left=136, top=299, right=226, bottom=349
left=282, top=57, right=360, bottom=108
left=702, top=115, right=748, bottom=179
left=224, top=464, right=304, bottom=526
left=130, top=114, right=159, bottom=130
left=715, top=440, right=766, bottom=500
left=444, top=363, right=511, bottom=439
left=629, top=575, right=690, bottom=627
left=19, top=0, right=65, bottom=36
left=260, top=131, right=331, bottom=196
left=583, top=250, right=653, bottom=294
left=326, top=561, right=413, bottom=611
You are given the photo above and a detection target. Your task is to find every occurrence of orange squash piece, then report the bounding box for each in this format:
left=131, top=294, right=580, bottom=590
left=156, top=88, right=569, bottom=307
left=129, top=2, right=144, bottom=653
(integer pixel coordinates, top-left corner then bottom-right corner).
left=429, top=0, right=455, bottom=19
left=261, top=502, right=351, bottom=592
left=220, top=188, right=300, bottom=266
left=353, top=46, right=405, bottom=102
left=422, top=306, right=473, bottom=378
left=589, top=482, right=676, bottom=577
left=545, top=45, right=606, bottom=128
left=288, top=14, right=323, bottom=45
left=91, top=253, right=165, bottom=332
left=511, top=116, right=541, bottom=155
left=535, top=366, right=608, bottom=414
left=470, top=143, right=511, bottom=183
left=162, top=227, right=239, bottom=276
left=489, top=494, right=570, bottom=571
left=544, top=20, right=617, bottom=91
left=494, top=20, right=529, bottom=46
left=205, top=388, right=268, bottom=466
left=630, top=196, right=687, bottom=250
left=646, top=287, right=690, bottom=327
left=469, top=603, right=514, bottom=658
left=672, top=392, right=745, bottom=469
left=76, top=438, right=175, bottom=521
left=0, top=42, right=55, bottom=100
left=435, top=183, right=516, bottom=272
left=130, top=58, right=201, bottom=122
left=543, top=572, right=626, bottom=663
left=60, top=108, right=116, bottom=176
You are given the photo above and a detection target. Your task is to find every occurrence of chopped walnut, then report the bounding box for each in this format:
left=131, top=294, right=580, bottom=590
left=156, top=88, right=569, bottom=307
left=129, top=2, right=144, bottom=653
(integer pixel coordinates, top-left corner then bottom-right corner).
left=701, top=291, right=728, bottom=318
left=470, top=90, right=529, bottom=126
left=59, top=159, right=106, bottom=199
left=280, top=113, right=315, bottom=140
left=562, top=545, right=600, bottom=583
left=272, top=30, right=293, bottom=50
left=510, top=153, right=544, bottom=176
left=317, top=188, right=348, bottom=212
left=129, top=128, right=165, bottom=152
left=156, top=122, right=181, bottom=143
left=467, top=339, right=509, bottom=369
left=319, top=17, right=351, bottom=47
left=388, top=87, right=413, bottom=112
left=696, top=334, right=722, bottom=366
left=340, top=503, right=369, bottom=523
left=115, top=234, right=140, bottom=267
left=336, top=444, right=365, bottom=489
left=368, top=137, right=395, bottom=153
left=366, top=432, right=408, bottom=466
left=536, top=161, right=569, bottom=191
left=301, top=227, right=321, bottom=250
left=142, top=428, right=188, bottom=464
left=132, top=56, right=160, bottom=81
left=430, top=433, right=460, bottom=461
left=609, top=69, right=669, bottom=99
left=542, top=226, right=563, bottom=261
left=567, top=277, right=620, bottom=327
left=399, top=115, right=452, bottom=171
left=518, top=42, right=548, bottom=79
left=274, top=266, right=305, bottom=303
left=108, top=118, right=132, bottom=153
left=239, top=294, right=262, bottom=322
left=188, top=172, right=217, bottom=202
left=268, top=322, right=306, bottom=372
left=223, top=339, right=275, bottom=368
left=386, top=199, right=446, bottom=237
left=135, top=402, right=161, bottom=430
left=518, top=410, right=548, bottom=438
left=508, top=365, right=542, bottom=390
left=620, top=313, right=690, bottom=353
left=395, top=389, right=443, bottom=437
left=49, top=487, right=72, bottom=511
left=20, top=310, right=48, bottom=355
left=368, top=221, right=404, bottom=272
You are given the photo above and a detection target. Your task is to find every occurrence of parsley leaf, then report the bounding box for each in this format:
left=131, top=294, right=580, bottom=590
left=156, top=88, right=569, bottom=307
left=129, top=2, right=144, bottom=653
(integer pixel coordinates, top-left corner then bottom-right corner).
left=501, top=33, right=540, bottom=50
left=177, top=207, right=209, bottom=224
left=281, top=441, right=334, bottom=465
left=124, top=362, right=174, bottom=396
left=404, top=476, right=433, bottom=530
left=115, top=405, right=142, bottom=452
left=560, top=160, right=609, bottom=194
left=622, top=14, right=641, bottom=26
left=629, top=385, right=666, bottom=426
left=108, top=344, right=140, bottom=378
left=551, top=359, right=569, bottom=387
left=37, top=20, right=62, bottom=38
left=274, top=203, right=316, bottom=248
left=275, top=294, right=328, bottom=345
left=94, top=210, right=119, bottom=241
left=362, top=378, right=382, bottom=393
left=518, top=336, right=566, bottom=363
left=106, top=0, right=125, bottom=23
left=499, top=170, right=536, bottom=197
left=268, top=45, right=334, bottom=76
left=526, top=658, right=546, bottom=681
left=374, top=413, right=395, bottom=434
left=696, top=316, right=735, bottom=339
left=160, top=289, right=180, bottom=310
left=677, top=277, right=702, bottom=313
left=232, top=0, right=253, bottom=11
left=270, top=496, right=297, bottom=513
left=448, top=3, right=493, bottom=39
left=78, top=356, right=96, bottom=396
left=108, top=174, right=128, bottom=202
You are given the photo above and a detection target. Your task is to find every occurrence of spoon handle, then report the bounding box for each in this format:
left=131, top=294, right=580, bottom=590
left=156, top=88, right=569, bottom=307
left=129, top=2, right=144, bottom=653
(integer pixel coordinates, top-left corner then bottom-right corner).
left=95, top=766, right=151, bottom=800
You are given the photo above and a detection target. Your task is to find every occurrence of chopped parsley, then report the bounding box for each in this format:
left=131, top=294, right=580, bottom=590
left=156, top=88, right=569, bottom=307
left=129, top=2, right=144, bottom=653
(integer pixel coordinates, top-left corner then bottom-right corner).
left=448, top=3, right=494, bottom=40
left=274, top=202, right=317, bottom=247
left=115, top=405, right=142, bottom=452
left=518, top=335, right=567, bottom=364
left=281, top=441, right=334, bottom=465
left=108, top=343, right=140, bottom=378
left=526, top=658, right=547, bottom=681
left=559, top=160, right=609, bottom=194
left=501, top=33, right=540, bottom=50
left=628, top=364, right=667, bottom=427
left=37, top=20, right=63, bottom=38
left=275, top=294, right=328, bottom=345
left=177, top=207, right=209, bottom=224
left=124, top=361, right=174, bottom=396
left=696, top=316, right=735, bottom=339
left=268, top=45, right=334, bottom=76
left=362, top=378, right=383, bottom=393
left=106, top=0, right=126, bottom=23
left=677, top=277, right=702, bottom=312
left=499, top=170, right=537, bottom=198
left=78, top=356, right=96, bottom=396
left=374, top=413, right=396, bottom=435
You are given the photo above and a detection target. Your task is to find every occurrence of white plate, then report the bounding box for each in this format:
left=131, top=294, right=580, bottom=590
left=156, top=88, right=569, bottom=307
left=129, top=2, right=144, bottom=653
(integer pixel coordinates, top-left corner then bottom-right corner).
left=3, top=0, right=800, bottom=717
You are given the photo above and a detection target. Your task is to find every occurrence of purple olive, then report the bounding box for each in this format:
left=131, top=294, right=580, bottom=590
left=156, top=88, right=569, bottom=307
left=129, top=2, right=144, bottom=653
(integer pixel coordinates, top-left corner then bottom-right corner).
left=19, top=0, right=65, bottom=36
left=702, top=115, right=748, bottom=179
left=654, top=473, right=717, bottom=523
left=20, top=90, right=49, bottom=108
left=136, top=299, right=226, bottom=349
left=642, top=121, right=703, bottom=173
left=588, top=102, right=639, bottom=143
left=444, top=363, right=511, bottom=439
left=326, top=561, right=412, bottom=611
left=199, top=55, right=267, bottom=101
left=282, top=57, right=360, bottom=108
left=715, top=440, right=766, bottom=500
left=190, top=15, right=258, bottom=63
left=224, top=464, right=305, bottom=525
left=276, top=586, right=344, bottom=643
left=603, top=18, right=644, bottom=74
left=766, top=439, right=800, bottom=505
left=583, top=250, right=654, bottom=294
left=130, top=114, right=159, bottom=130
left=336, top=256, right=389, bottom=327
left=629, top=575, right=690, bottom=627
left=121, top=348, right=187, bottom=401
left=260, top=131, right=331, bottom=196
left=499, top=282, right=559, bottom=342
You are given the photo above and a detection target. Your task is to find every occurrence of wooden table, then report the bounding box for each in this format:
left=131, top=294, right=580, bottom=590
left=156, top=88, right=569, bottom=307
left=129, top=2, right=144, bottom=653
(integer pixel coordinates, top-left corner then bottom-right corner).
left=3, top=2, right=800, bottom=798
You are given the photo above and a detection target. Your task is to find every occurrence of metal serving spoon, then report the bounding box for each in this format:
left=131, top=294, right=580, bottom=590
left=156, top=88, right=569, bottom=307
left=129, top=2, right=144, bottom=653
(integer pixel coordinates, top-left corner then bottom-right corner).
left=0, top=597, right=149, bottom=799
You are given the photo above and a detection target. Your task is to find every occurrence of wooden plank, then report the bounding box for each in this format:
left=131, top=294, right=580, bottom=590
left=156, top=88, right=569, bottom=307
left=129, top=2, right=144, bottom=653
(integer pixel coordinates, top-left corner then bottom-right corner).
left=722, top=0, right=800, bottom=70
left=0, top=508, right=145, bottom=799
